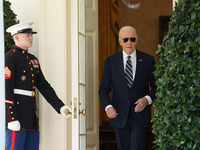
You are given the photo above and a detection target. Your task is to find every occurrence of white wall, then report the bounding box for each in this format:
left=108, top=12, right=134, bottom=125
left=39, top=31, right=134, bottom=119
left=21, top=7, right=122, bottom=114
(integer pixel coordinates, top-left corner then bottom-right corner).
left=38, top=0, right=71, bottom=149
left=8, top=0, right=39, bottom=57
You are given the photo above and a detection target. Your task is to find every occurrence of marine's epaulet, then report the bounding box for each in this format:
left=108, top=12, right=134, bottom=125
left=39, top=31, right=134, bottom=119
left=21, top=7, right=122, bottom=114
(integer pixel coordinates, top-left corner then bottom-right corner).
left=5, top=49, right=17, bottom=56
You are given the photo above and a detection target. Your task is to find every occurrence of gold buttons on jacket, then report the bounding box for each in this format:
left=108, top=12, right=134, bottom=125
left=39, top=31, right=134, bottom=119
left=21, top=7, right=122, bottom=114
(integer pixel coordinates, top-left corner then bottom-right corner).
left=32, top=80, right=34, bottom=83
left=23, top=70, right=26, bottom=73
left=9, top=106, right=12, bottom=109
left=32, top=74, right=34, bottom=77
left=17, top=102, right=19, bottom=104
left=21, top=75, right=27, bottom=81
left=11, top=112, right=13, bottom=114
left=29, top=62, right=31, bottom=65
left=12, top=117, right=14, bottom=120
left=22, top=51, right=25, bottom=54
left=31, top=68, right=33, bottom=71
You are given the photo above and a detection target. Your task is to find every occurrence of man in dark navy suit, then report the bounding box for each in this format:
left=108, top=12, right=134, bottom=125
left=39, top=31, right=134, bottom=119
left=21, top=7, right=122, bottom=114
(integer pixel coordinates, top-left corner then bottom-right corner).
left=99, top=26, right=157, bottom=150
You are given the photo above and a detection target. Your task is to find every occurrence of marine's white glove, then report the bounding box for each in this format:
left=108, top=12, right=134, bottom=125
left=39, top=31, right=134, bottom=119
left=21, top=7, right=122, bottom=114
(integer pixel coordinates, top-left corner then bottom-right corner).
left=8, top=120, right=21, bottom=131
left=60, top=105, right=72, bottom=118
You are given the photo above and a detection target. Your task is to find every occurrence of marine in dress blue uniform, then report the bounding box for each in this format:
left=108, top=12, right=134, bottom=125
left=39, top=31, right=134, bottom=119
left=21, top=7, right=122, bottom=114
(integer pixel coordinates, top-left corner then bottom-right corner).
left=5, top=22, right=71, bottom=150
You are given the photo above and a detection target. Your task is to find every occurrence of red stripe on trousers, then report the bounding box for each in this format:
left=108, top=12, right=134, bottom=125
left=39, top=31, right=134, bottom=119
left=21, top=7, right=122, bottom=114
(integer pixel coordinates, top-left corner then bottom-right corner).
left=11, top=131, right=16, bottom=150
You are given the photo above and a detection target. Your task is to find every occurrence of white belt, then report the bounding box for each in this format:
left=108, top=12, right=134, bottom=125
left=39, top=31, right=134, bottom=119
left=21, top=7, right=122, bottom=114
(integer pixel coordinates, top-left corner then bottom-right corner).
left=14, top=89, right=35, bottom=97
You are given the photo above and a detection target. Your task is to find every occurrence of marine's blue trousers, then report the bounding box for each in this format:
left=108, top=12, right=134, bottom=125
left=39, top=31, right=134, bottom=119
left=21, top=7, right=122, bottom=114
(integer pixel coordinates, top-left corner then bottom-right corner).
left=6, top=128, right=39, bottom=150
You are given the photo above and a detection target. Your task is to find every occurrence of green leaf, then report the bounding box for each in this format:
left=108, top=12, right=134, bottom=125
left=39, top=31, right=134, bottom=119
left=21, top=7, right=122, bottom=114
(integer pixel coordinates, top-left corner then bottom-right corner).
left=167, top=102, right=174, bottom=106
left=160, top=99, right=170, bottom=103
left=191, top=12, right=197, bottom=20
left=189, top=6, right=195, bottom=11
left=189, top=42, right=199, bottom=47
left=185, top=19, right=193, bottom=24
left=185, top=46, right=189, bottom=52
left=194, top=47, right=199, bottom=54
left=195, top=22, right=200, bottom=27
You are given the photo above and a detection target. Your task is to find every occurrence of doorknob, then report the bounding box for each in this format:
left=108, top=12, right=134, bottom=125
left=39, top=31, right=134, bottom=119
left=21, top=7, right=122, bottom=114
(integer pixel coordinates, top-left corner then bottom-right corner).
left=66, top=108, right=86, bottom=116
left=80, top=109, right=86, bottom=116
left=66, top=108, right=72, bottom=115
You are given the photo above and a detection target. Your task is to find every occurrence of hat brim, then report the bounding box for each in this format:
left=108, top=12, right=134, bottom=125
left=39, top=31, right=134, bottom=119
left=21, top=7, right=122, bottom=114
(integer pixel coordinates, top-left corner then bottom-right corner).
left=12, top=28, right=37, bottom=36
left=26, top=31, right=37, bottom=34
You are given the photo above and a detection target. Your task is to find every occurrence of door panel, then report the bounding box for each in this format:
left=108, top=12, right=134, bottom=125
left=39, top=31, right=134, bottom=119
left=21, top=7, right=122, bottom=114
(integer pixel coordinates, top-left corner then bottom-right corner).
left=71, top=0, right=98, bottom=149
left=86, top=0, right=99, bottom=149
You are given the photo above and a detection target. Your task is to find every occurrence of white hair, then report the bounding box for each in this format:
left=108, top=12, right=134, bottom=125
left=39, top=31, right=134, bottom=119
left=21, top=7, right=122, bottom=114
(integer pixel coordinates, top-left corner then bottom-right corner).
left=119, top=26, right=137, bottom=38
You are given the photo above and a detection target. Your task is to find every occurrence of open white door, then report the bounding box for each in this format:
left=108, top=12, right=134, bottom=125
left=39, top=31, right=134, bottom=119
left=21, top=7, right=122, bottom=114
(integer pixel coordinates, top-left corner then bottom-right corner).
left=71, top=0, right=99, bottom=150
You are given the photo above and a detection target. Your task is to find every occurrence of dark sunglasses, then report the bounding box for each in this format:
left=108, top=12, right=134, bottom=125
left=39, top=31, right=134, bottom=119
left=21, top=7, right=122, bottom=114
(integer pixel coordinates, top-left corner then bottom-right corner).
left=122, top=37, right=136, bottom=43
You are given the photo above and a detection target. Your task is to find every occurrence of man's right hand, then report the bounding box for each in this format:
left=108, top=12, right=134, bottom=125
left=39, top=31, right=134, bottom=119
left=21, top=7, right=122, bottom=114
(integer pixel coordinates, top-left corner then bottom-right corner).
left=106, top=107, right=118, bottom=119
left=8, top=120, right=21, bottom=131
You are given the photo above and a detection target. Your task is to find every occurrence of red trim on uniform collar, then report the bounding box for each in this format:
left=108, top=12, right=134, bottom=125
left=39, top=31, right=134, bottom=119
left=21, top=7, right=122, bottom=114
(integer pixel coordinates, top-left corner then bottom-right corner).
left=14, top=46, right=28, bottom=55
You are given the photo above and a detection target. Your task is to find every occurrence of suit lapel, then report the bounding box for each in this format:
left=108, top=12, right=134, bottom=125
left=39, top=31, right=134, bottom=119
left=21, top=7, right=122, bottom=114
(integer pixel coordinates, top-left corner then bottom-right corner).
left=114, top=50, right=127, bottom=85
left=132, top=50, right=143, bottom=88
left=115, top=50, right=144, bottom=89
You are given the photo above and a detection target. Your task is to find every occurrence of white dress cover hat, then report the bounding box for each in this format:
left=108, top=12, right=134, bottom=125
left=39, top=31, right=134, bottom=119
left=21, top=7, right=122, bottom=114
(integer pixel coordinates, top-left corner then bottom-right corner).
left=6, top=21, right=37, bottom=36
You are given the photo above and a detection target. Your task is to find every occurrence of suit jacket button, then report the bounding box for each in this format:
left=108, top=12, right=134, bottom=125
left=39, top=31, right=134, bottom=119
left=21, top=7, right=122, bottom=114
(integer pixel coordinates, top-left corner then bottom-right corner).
left=9, top=106, right=12, bottom=109
left=12, top=117, right=14, bottom=120
left=32, top=74, right=34, bottom=77
left=17, top=102, right=19, bottom=104
left=31, top=68, right=33, bottom=71
left=23, top=70, right=26, bottom=73
left=11, top=112, right=13, bottom=114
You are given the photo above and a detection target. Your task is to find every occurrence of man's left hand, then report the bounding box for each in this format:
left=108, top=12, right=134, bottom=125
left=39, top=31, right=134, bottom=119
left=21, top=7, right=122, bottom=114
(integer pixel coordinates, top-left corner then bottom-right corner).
left=134, top=97, right=148, bottom=113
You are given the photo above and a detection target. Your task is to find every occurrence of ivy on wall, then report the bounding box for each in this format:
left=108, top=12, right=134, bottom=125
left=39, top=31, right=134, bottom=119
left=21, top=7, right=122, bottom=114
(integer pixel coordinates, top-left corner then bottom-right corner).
left=4, top=0, right=19, bottom=53
left=152, top=0, right=200, bottom=149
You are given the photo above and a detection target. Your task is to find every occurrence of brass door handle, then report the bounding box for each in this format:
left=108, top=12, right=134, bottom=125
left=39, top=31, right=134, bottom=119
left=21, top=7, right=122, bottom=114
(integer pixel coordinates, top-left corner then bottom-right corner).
left=66, top=109, right=86, bottom=116
left=66, top=109, right=72, bottom=115
left=80, top=109, right=86, bottom=116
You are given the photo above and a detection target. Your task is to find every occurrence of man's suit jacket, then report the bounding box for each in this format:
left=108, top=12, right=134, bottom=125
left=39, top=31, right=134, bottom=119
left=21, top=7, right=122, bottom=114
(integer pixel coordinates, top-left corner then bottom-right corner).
left=99, top=49, right=157, bottom=128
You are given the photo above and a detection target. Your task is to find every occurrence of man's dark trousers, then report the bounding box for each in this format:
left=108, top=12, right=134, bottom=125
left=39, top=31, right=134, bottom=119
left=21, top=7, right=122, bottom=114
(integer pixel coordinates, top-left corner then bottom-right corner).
left=114, top=109, right=147, bottom=150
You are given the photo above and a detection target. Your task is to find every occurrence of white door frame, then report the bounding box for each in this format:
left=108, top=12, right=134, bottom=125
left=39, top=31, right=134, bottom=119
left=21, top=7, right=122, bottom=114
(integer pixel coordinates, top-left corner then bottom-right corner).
left=71, top=0, right=80, bottom=149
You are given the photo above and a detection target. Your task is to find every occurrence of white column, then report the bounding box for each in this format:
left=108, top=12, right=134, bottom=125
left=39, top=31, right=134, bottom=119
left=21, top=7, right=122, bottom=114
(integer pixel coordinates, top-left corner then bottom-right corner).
left=0, top=0, right=5, bottom=149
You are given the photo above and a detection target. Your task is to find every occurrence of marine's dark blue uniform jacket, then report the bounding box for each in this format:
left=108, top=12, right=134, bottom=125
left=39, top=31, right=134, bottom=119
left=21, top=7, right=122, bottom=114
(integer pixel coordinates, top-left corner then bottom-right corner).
left=5, top=46, right=64, bottom=130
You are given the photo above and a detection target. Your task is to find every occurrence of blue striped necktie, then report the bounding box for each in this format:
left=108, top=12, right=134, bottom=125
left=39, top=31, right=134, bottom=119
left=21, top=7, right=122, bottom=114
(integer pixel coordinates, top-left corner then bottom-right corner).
left=125, top=56, right=133, bottom=88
